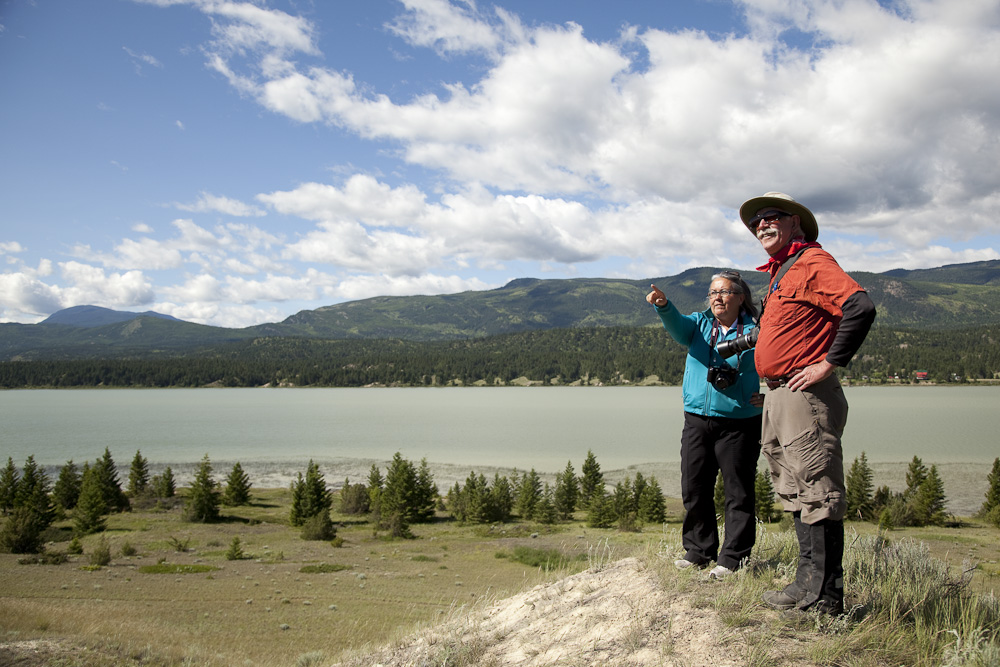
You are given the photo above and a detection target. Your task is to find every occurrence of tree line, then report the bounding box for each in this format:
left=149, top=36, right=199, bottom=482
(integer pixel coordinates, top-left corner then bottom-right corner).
left=1, top=325, right=997, bottom=388
left=0, top=449, right=672, bottom=555
left=4, top=447, right=998, bottom=558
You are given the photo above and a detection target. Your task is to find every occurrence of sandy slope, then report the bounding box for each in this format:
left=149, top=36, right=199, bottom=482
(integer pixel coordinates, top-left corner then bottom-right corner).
left=337, top=557, right=814, bottom=667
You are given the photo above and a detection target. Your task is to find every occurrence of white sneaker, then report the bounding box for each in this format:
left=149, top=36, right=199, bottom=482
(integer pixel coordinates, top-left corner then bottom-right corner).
left=674, top=558, right=699, bottom=570
left=708, top=565, right=734, bottom=579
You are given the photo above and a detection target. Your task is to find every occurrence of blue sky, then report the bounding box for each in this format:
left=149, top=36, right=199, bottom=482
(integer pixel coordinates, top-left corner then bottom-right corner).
left=2, top=0, right=998, bottom=328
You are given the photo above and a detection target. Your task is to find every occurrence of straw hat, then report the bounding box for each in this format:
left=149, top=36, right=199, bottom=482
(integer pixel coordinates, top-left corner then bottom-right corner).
left=739, top=192, right=818, bottom=242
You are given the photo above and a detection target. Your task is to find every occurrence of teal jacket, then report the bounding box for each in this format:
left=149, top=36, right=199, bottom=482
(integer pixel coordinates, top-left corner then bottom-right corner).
left=653, top=301, right=762, bottom=419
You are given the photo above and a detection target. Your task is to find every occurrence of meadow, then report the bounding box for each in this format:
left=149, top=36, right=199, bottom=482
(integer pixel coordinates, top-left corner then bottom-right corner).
left=1, top=486, right=998, bottom=666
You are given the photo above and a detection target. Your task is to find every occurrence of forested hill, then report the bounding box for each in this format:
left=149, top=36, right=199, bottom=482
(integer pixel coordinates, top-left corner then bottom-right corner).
left=1, top=259, right=999, bottom=362
left=1, top=325, right=997, bottom=388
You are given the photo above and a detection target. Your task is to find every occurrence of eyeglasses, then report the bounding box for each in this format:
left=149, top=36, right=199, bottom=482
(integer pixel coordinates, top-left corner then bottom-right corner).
left=748, top=210, right=789, bottom=230
left=707, top=289, right=739, bottom=298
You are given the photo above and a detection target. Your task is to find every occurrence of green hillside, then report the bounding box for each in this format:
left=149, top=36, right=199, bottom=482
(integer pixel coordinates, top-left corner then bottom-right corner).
left=1, top=260, right=999, bottom=362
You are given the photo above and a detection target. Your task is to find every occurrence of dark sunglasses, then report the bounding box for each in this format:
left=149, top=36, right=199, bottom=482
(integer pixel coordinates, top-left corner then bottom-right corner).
left=748, top=210, right=790, bottom=230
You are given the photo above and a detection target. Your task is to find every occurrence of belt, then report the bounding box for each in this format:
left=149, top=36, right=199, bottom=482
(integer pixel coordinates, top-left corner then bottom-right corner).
left=763, top=371, right=801, bottom=390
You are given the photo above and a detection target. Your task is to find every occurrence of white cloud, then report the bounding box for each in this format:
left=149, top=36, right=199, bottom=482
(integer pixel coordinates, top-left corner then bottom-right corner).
left=386, top=0, right=510, bottom=57
left=176, top=192, right=265, bottom=217
left=58, top=262, right=155, bottom=307
left=189, top=0, right=1000, bottom=253
left=259, top=175, right=426, bottom=226
left=332, top=272, right=493, bottom=301
left=0, top=272, right=63, bottom=321
left=18, top=0, right=991, bottom=329
left=123, top=45, right=163, bottom=74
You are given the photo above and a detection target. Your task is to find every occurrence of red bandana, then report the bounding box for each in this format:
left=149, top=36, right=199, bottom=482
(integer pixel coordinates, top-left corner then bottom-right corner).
left=756, top=239, right=823, bottom=277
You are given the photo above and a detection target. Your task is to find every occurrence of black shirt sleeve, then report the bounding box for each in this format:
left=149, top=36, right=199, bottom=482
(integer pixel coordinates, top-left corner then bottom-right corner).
left=826, top=291, right=876, bottom=367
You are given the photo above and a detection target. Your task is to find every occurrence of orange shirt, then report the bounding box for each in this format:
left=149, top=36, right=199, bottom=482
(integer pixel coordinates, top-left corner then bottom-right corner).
left=754, top=248, right=865, bottom=379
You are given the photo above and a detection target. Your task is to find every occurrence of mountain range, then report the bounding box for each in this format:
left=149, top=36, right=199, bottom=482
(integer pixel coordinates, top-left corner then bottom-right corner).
left=2, top=259, right=998, bottom=361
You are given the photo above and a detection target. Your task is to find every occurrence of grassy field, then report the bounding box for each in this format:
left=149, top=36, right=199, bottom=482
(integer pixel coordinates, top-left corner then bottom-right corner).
left=1, top=488, right=998, bottom=666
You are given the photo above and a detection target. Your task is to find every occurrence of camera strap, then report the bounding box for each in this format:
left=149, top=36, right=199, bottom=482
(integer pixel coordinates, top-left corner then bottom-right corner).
left=760, top=245, right=814, bottom=315
left=710, top=318, right=743, bottom=368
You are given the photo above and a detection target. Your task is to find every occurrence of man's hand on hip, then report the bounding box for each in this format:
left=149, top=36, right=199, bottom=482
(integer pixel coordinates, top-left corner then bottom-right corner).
left=787, top=360, right=836, bottom=392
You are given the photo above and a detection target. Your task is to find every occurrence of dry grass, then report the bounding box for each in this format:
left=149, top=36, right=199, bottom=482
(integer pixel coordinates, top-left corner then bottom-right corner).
left=1, top=488, right=645, bottom=665
left=2, top=489, right=998, bottom=666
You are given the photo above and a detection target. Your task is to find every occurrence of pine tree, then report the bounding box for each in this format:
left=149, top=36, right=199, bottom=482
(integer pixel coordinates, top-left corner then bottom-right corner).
left=0, top=457, right=20, bottom=515
left=580, top=450, right=604, bottom=504
left=905, top=456, right=928, bottom=498
left=979, top=457, right=1000, bottom=518
left=222, top=462, right=252, bottom=506
left=516, top=469, right=542, bottom=520
left=290, top=460, right=332, bottom=527
left=381, top=453, right=418, bottom=528
left=0, top=457, right=54, bottom=554
left=53, top=460, right=82, bottom=511
left=612, top=478, right=637, bottom=531
left=585, top=492, right=615, bottom=528
left=339, top=477, right=370, bottom=515
left=127, top=450, right=150, bottom=497
left=631, top=472, right=647, bottom=517
left=913, top=464, right=948, bottom=526
left=845, top=452, right=875, bottom=521
left=637, top=476, right=666, bottom=524
left=366, top=464, right=384, bottom=518
left=225, top=536, right=246, bottom=560
left=152, top=466, right=176, bottom=498
left=413, top=458, right=438, bottom=522
left=74, top=466, right=108, bottom=535
left=534, top=483, right=558, bottom=525
left=488, top=473, right=514, bottom=523
left=92, top=448, right=130, bottom=513
left=754, top=470, right=777, bottom=523
left=554, top=461, right=579, bottom=520
left=184, top=454, right=220, bottom=523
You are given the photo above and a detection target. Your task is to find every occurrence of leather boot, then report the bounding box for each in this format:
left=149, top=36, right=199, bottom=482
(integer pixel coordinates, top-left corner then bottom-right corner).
left=762, top=511, right=812, bottom=610
left=798, top=518, right=844, bottom=615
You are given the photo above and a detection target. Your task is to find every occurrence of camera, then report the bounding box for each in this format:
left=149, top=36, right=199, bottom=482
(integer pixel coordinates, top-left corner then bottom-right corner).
left=716, top=328, right=759, bottom=359
left=707, top=365, right=738, bottom=391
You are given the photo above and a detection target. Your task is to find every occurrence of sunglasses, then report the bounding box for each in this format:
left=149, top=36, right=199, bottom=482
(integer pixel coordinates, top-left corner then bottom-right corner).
left=748, top=210, right=790, bottom=230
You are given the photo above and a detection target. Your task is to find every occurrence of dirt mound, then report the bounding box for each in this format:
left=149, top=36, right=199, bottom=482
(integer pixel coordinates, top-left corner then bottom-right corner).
left=344, top=557, right=761, bottom=667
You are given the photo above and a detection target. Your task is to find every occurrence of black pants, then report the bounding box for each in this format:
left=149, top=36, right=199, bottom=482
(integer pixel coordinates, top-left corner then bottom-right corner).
left=680, top=411, right=762, bottom=570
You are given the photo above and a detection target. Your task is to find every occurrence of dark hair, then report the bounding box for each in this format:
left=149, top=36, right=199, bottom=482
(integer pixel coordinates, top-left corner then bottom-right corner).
left=711, top=271, right=758, bottom=321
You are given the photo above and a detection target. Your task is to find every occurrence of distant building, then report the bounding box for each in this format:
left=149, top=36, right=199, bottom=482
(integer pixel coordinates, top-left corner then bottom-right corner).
left=915, top=370, right=929, bottom=381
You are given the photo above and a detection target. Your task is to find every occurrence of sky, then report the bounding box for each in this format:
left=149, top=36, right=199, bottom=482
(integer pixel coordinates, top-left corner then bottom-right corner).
left=1, top=0, right=999, bottom=328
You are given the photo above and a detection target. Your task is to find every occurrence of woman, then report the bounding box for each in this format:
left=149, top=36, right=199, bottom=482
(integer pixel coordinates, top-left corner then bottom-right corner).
left=647, top=271, right=763, bottom=579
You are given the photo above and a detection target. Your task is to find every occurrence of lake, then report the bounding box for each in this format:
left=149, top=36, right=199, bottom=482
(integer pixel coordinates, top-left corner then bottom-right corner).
left=1, top=386, right=995, bottom=516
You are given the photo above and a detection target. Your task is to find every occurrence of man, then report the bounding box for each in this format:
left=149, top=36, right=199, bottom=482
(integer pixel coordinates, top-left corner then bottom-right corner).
left=740, top=192, right=876, bottom=615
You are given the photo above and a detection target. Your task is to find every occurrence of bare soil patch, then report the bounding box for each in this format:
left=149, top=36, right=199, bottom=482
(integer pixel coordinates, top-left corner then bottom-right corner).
left=340, top=557, right=813, bottom=667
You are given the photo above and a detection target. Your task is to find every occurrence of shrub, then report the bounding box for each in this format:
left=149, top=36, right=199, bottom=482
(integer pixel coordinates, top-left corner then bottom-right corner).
left=168, top=536, right=191, bottom=552
left=120, top=540, right=138, bottom=557
left=508, top=546, right=577, bottom=571
left=89, top=536, right=112, bottom=567
left=0, top=506, right=49, bottom=554
left=300, top=511, right=337, bottom=541
left=299, top=563, right=350, bottom=574
left=225, top=536, right=246, bottom=560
